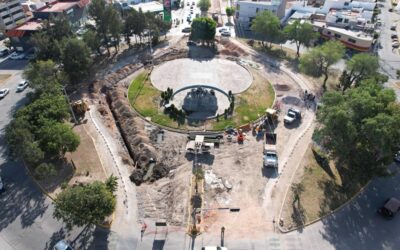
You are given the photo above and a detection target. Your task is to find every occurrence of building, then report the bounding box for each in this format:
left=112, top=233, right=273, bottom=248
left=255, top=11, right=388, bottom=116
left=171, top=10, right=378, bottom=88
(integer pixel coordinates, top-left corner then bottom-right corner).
left=6, top=19, right=43, bottom=51
left=0, top=0, right=28, bottom=31
left=235, top=0, right=288, bottom=28
left=32, top=0, right=90, bottom=28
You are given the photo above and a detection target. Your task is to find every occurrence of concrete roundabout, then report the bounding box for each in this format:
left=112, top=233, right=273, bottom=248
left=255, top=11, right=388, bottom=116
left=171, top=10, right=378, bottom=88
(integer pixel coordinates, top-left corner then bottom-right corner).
left=150, top=58, right=253, bottom=94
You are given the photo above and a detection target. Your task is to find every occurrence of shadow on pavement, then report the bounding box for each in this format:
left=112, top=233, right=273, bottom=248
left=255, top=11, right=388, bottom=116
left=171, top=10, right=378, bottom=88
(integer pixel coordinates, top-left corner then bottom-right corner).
left=0, top=58, right=29, bottom=70
left=44, top=228, right=67, bottom=250
left=0, top=159, right=48, bottom=231
left=318, top=169, right=400, bottom=250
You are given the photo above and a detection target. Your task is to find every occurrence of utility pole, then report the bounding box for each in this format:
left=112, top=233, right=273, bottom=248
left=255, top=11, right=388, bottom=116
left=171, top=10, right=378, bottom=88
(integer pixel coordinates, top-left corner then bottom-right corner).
left=221, top=226, right=225, bottom=247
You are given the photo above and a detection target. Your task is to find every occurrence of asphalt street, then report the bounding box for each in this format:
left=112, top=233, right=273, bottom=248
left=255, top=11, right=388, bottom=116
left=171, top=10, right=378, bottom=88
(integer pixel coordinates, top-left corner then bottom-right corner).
left=0, top=59, right=104, bottom=250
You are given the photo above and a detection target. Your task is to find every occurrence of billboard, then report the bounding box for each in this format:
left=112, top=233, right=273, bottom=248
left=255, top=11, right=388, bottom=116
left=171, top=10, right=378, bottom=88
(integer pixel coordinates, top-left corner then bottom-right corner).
left=163, top=0, right=172, bottom=22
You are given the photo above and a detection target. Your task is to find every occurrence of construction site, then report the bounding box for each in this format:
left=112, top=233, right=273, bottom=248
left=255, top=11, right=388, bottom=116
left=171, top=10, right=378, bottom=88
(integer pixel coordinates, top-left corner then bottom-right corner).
left=75, top=34, right=319, bottom=245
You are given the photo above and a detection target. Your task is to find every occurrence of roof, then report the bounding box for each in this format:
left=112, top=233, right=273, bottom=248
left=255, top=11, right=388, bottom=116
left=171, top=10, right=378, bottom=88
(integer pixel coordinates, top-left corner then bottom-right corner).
left=130, top=1, right=164, bottom=13
left=5, top=19, right=43, bottom=37
left=384, top=198, right=400, bottom=212
left=34, top=0, right=89, bottom=13
left=313, top=21, right=373, bottom=41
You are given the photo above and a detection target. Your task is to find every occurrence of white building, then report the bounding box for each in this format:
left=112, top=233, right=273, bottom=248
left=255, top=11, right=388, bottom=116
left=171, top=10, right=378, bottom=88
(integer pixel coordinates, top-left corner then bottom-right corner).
left=236, top=0, right=288, bottom=28
left=0, top=0, right=27, bottom=31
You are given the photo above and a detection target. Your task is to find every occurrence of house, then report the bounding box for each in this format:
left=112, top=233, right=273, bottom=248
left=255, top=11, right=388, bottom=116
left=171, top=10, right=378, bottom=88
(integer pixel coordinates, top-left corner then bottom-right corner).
left=32, top=0, right=90, bottom=28
left=235, top=0, right=288, bottom=29
left=0, top=0, right=28, bottom=32
left=6, top=19, right=43, bottom=51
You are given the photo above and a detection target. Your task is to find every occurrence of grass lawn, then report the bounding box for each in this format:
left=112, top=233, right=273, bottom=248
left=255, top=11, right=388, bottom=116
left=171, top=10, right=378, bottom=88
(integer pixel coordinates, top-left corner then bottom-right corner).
left=282, top=145, right=365, bottom=228
left=129, top=69, right=275, bottom=131
left=128, top=70, right=178, bottom=128
left=211, top=68, right=275, bottom=130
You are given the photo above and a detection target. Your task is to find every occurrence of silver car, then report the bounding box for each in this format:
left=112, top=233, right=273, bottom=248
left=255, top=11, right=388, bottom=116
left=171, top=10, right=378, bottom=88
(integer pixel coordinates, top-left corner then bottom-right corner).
left=16, top=80, right=29, bottom=92
left=0, top=88, right=9, bottom=99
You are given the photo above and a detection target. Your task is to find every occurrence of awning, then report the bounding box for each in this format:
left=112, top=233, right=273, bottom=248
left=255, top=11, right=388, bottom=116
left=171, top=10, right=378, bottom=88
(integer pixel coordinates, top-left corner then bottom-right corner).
left=5, top=30, right=26, bottom=37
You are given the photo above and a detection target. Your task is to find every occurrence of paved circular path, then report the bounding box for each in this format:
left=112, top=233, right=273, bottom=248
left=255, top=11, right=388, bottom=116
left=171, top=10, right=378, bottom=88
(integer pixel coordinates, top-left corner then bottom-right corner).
left=150, top=58, right=252, bottom=94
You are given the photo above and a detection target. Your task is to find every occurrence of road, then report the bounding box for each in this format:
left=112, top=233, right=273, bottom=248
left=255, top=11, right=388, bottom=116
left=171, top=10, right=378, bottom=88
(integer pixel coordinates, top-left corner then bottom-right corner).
left=0, top=60, right=101, bottom=250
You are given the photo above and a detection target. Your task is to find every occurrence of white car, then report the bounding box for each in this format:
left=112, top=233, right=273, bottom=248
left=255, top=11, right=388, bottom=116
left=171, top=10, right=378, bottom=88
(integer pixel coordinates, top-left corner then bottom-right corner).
left=54, top=240, right=73, bottom=250
left=17, top=80, right=29, bottom=92
left=219, top=27, right=228, bottom=33
left=392, top=41, right=400, bottom=48
left=263, top=150, right=278, bottom=168
left=0, top=88, right=9, bottom=99
left=10, top=52, right=25, bottom=60
left=221, top=31, right=231, bottom=37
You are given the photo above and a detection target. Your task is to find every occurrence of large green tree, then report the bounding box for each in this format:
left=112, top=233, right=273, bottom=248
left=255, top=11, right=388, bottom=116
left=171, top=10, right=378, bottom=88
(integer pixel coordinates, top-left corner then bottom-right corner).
left=317, top=80, right=400, bottom=178
left=38, top=121, right=80, bottom=156
left=53, top=181, right=116, bottom=229
left=61, top=38, right=92, bottom=83
left=299, top=40, right=345, bottom=89
left=190, top=17, right=216, bottom=45
left=284, top=20, right=319, bottom=57
left=23, top=60, right=64, bottom=95
left=83, top=30, right=102, bottom=54
left=251, top=10, right=282, bottom=48
left=338, top=53, right=381, bottom=92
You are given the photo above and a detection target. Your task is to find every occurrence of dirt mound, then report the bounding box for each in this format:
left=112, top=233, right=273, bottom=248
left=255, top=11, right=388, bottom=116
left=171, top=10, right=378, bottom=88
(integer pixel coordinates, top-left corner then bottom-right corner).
left=220, top=49, right=240, bottom=57
left=281, top=96, right=303, bottom=106
left=218, top=39, right=247, bottom=56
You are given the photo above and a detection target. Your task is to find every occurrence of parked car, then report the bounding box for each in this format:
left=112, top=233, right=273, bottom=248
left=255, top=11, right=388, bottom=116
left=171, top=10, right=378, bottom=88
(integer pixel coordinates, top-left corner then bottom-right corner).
left=182, top=27, right=191, bottom=33
left=187, top=40, right=196, bottom=46
left=378, top=197, right=400, bottom=218
left=263, top=149, right=278, bottom=168
left=219, top=27, right=228, bottom=33
left=0, top=48, right=9, bottom=57
left=10, top=52, right=25, bottom=60
left=391, top=34, right=398, bottom=39
left=284, top=108, right=301, bottom=124
left=392, top=41, right=400, bottom=48
left=16, top=80, right=29, bottom=92
left=201, top=246, right=228, bottom=250
left=24, top=53, right=36, bottom=60
left=221, top=31, right=231, bottom=37
left=0, top=88, right=9, bottom=99
left=391, top=25, right=397, bottom=31
left=54, top=240, right=73, bottom=250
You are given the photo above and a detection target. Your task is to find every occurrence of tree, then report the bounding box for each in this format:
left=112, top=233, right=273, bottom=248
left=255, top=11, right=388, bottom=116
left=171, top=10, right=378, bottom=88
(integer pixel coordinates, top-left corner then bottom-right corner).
left=190, top=17, right=216, bottom=45
left=225, top=7, right=235, bottom=23
left=105, top=175, right=118, bottom=193
left=299, top=40, right=345, bottom=90
left=15, top=94, right=70, bottom=128
left=317, top=80, right=400, bottom=178
left=53, top=181, right=116, bottom=229
left=284, top=20, right=319, bottom=57
left=197, top=0, right=211, bottom=14
left=337, top=53, right=380, bottom=92
left=107, top=6, right=123, bottom=52
left=31, top=31, right=62, bottom=62
left=24, top=60, right=64, bottom=95
left=83, top=30, right=102, bottom=54
left=251, top=10, right=282, bottom=48
left=61, top=38, right=92, bottom=84
left=38, top=121, right=80, bottom=156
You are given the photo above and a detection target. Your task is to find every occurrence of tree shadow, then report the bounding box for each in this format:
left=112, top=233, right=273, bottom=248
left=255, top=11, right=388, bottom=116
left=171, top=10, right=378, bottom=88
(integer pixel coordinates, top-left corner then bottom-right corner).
left=291, top=203, right=306, bottom=233
left=312, top=148, right=334, bottom=179
left=261, top=167, right=279, bottom=179
left=0, top=159, right=49, bottom=231
left=44, top=227, right=67, bottom=250
left=0, top=58, right=29, bottom=70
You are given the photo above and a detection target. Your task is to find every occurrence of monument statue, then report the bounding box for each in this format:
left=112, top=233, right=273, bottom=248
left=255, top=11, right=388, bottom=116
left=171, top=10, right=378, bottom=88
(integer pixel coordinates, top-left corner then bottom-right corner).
left=182, top=87, right=218, bottom=114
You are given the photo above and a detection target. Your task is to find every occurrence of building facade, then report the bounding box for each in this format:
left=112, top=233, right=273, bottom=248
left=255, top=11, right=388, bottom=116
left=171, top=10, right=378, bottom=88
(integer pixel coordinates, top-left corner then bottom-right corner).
left=0, top=0, right=27, bottom=31
left=235, top=0, right=287, bottom=28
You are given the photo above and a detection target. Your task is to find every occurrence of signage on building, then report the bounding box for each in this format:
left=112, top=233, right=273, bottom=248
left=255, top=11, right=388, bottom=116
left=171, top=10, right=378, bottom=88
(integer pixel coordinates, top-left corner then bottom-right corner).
left=163, top=0, right=171, bottom=22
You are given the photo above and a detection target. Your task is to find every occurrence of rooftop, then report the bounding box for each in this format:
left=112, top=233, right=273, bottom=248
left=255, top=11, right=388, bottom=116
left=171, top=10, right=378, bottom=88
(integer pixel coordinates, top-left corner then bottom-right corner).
left=35, top=0, right=89, bottom=13
left=15, top=19, right=43, bottom=31
left=130, top=1, right=163, bottom=13
left=313, top=21, right=373, bottom=41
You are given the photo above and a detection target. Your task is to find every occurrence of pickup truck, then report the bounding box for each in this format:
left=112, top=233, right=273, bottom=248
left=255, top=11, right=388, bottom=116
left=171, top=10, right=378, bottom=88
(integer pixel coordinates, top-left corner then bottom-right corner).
left=263, top=132, right=278, bottom=168
left=284, top=108, right=301, bottom=125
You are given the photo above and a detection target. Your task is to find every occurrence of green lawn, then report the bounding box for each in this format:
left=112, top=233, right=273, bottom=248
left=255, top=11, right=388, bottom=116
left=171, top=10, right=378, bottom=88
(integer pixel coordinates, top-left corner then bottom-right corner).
left=129, top=69, right=275, bottom=131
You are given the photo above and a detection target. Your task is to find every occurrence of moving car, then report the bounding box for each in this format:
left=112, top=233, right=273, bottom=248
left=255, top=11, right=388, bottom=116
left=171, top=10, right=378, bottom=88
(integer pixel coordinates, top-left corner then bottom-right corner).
left=10, top=52, right=25, bottom=60
left=378, top=197, right=400, bottom=218
left=54, top=240, right=73, bottom=250
left=0, top=88, right=9, bottom=99
left=394, top=150, right=400, bottom=163
left=16, top=80, right=29, bottom=92
left=284, top=108, right=301, bottom=124
left=221, top=31, right=231, bottom=37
